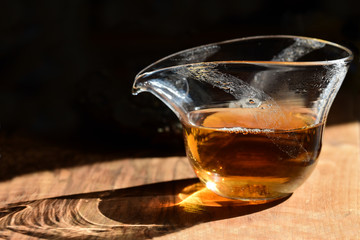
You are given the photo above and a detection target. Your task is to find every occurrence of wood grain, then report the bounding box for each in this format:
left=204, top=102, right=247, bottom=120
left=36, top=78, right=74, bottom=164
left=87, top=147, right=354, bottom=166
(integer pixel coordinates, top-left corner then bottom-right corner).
left=0, top=122, right=359, bottom=239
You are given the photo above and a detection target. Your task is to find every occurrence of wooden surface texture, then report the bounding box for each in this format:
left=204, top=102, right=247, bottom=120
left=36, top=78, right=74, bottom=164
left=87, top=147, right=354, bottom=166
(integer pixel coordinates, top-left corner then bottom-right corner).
left=0, top=120, right=359, bottom=239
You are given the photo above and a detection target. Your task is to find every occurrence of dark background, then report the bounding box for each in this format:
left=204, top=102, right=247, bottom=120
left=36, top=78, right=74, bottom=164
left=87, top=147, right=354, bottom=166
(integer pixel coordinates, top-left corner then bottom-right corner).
left=1, top=0, right=359, bottom=156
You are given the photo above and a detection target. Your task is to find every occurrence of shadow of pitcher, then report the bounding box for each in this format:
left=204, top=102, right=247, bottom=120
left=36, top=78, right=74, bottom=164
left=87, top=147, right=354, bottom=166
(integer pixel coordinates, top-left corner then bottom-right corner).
left=0, top=178, right=290, bottom=239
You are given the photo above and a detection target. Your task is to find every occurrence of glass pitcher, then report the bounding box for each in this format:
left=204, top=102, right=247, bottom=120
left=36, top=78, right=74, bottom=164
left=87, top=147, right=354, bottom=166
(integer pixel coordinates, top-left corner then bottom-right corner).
left=132, top=35, right=353, bottom=202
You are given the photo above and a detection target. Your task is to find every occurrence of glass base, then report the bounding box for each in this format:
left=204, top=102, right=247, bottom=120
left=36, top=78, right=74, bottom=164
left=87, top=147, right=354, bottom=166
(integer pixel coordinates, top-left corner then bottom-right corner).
left=178, top=181, right=292, bottom=207
left=196, top=174, right=293, bottom=203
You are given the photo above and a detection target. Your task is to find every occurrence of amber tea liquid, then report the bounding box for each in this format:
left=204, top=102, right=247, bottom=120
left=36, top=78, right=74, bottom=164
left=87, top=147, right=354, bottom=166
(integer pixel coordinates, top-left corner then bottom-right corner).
left=182, top=107, right=323, bottom=200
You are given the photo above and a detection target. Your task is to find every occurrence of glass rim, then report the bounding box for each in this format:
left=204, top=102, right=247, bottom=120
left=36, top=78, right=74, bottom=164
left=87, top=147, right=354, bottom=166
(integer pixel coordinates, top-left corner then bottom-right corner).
left=221, top=34, right=353, bottom=62
left=136, top=35, right=354, bottom=79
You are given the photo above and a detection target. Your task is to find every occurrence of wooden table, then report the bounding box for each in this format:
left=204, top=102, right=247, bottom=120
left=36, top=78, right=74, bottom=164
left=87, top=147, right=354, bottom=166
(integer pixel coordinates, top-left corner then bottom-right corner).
left=0, top=120, right=359, bottom=239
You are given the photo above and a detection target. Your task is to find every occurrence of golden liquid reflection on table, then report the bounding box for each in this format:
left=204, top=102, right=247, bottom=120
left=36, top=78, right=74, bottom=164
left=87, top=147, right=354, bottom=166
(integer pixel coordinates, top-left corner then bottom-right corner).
left=0, top=179, right=289, bottom=239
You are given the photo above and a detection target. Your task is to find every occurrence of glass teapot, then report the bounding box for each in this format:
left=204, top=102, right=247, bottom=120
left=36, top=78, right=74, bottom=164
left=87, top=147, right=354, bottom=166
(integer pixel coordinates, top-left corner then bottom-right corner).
left=132, top=35, right=353, bottom=201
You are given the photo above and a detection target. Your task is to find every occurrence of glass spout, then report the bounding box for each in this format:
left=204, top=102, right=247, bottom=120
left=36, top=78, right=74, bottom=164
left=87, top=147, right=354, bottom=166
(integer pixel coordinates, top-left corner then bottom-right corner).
left=133, top=68, right=193, bottom=120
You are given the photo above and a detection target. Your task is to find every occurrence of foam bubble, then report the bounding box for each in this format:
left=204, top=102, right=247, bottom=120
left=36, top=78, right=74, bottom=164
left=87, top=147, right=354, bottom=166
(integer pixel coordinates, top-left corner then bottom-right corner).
left=219, top=127, right=275, bottom=134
